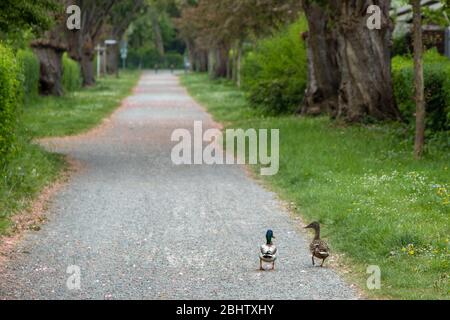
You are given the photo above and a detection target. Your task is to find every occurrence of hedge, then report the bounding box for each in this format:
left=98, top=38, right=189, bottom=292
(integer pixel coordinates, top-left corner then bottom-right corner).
left=241, top=17, right=308, bottom=114
left=0, top=43, right=20, bottom=165
left=392, top=49, right=450, bottom=132
left=127, top=49, right=184, bottom=69
left=164, top=52, right=184, bottom=69
left=62, top=53, right=82, bottom=93
left=17, top=49, right=40, bottom=102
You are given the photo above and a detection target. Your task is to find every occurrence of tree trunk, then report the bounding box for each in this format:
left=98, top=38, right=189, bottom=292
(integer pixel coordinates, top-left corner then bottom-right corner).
left=301, top=0, right=401, bottom=122
left=208, top=47, right=229, bottom=79
left=80, top=53, right=95, bottom=86
left=208, top=49, right=216, bottom=78
left=333, top=0, right=400, bottom=122
left=232, top=46, right=238, bottom=83
left=186, top=41, right=195, bottom=70
left=412, top=0, right=425, bottom=158
left=31, top=40, right=65, bottom=96
left=301, top=0, right=339, bottom=116
left=106, top=44, right=119, bottom=75
left=199, top=50, right=208, bottom=72
left=190, top=43, right=207, bottom=72
left=66, top=30, right=97, bottom=86
left=64, top=0, right=116, bottom=87
left=226, top=52, right=232, bottom=80
left=236, top=44, right=242, bottom=88
left=211, top=44, right=229, bottom=78
left=150, top=9, right=164, bottom=57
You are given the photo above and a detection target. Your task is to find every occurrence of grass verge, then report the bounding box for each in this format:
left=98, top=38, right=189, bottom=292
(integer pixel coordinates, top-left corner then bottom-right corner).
left=0, top=71, right=141, bottom=235
left=23, top=71, right=141, bottom=137
left=180, top=73, right=449, bottom=300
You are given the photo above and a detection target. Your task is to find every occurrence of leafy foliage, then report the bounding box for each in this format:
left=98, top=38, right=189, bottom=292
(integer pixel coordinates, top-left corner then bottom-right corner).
left=126, top=10, right=185, bottom=69
left=17, top=49, right=40, bottom=102
left=62, top=53, right=82, bottom=93
left=422, top=0, right=450, bottom=26
left=392, top=49, right=450, bottom=133
left=0, top=43, right=20, bottom=166
left=0, top=0, right=58, bottom=35
left=241, top=18, right=308, bottom=114
left=164, top=52, right=184, bottom=68
left=392, top=33, right=412, bottom=56
left=176, top=0, right=302, bottom=51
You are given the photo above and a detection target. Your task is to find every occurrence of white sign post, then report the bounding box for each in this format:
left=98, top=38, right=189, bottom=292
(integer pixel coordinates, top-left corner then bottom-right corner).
left=95, top=45, right=105, bottom=78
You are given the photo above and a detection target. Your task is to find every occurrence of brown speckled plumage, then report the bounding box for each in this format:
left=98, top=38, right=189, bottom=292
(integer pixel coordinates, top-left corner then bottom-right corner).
left=305, top=222, right=329, bottom=267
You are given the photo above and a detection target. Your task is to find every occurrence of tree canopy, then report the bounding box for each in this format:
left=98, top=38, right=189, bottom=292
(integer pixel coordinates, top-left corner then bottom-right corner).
left=0, top=0, right=59, bottom=35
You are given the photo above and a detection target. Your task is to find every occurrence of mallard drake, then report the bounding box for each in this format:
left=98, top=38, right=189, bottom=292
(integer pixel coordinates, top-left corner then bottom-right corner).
left=305, top=222, right=329, bottom=267
left=259, top=229, right=277, bottom=270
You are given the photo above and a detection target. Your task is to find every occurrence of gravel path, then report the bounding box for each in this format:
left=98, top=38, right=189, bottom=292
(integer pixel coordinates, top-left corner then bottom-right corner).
left=0, top=72, right=358, bottom=300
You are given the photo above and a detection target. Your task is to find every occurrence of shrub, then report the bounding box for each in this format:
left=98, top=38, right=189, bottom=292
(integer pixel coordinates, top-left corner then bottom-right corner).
left=164, top=52, right=184, bottom=69
left=127, top=47, right=161, bottom=69
left=17, top=49, right=40, bottom=102
left=241, top=17, right=308, bottom=114
left=392, top=49, right=450, bottom=133
left=62, top=53, right=82, bottom=93
left=0, top=43, right=20, bottom=166
left=392, top=33, right=411, bottom=57
left=127, top=48, right=184, bottom=69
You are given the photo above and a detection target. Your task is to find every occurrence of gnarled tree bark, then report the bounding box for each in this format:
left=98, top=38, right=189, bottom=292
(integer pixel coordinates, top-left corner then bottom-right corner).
left=65, top=0, right=116, bottom=86
left=195, top=49, right=208, bottom=72
left=66, top=30, right=97, bottom=86
left=208, top=44, right=229, bottom=79
left=106, top=0, right=145, bottom=75
left=332, top=0, right=400, bottom=121
left=301, top=0, right=339, bottom=116
left=301, top=0, right=401, bottom=122
left=31, top=38, right=66, bottom=96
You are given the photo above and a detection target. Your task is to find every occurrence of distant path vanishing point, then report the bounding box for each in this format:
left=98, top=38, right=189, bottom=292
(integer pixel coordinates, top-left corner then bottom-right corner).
left=0, top=71, right=358, bottom=299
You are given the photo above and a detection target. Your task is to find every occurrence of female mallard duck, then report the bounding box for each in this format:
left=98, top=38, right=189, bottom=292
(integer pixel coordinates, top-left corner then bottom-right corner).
left=305, top=222, right=329, bottom=267
left=259, top=229, right=277, bottom=270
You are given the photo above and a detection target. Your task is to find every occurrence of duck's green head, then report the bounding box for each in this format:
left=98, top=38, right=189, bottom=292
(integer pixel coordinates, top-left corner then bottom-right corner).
left=266, top=229, right=275, bottom=244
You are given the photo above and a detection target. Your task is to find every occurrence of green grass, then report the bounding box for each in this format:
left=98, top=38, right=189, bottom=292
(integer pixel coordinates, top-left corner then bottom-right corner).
left=0, top=136, right=65, bottom=234
left=0, top=71, right=141, bottom=235
left=22, top=71, right=141, bottom=137
left=181, top=73, right=450, bottom=300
